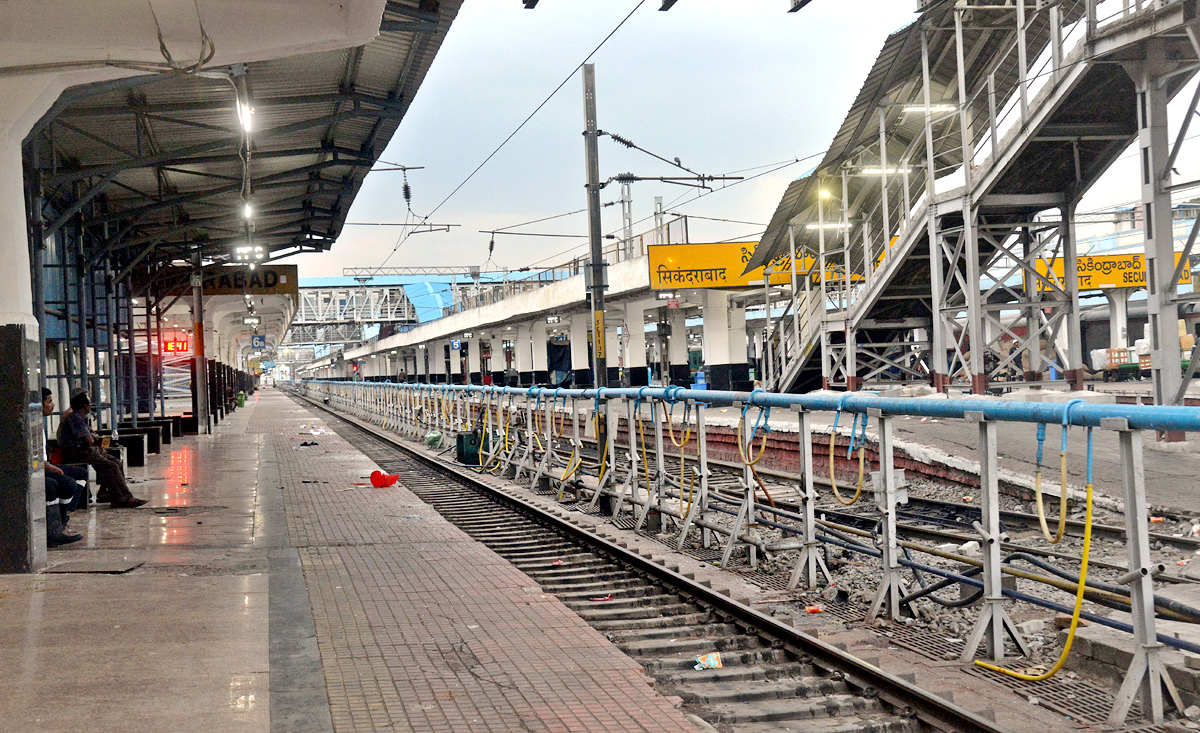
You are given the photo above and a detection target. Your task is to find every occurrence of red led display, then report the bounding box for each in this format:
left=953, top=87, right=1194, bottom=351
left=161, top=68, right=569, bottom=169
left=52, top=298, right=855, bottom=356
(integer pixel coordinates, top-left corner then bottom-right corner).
left=163, top=339, right=189, bottom=353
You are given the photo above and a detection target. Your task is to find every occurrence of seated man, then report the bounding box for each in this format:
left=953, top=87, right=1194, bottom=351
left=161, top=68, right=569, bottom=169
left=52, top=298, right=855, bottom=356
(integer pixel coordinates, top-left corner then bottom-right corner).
left=58, top=392, right=148, bottom=509
left=42, top=389, right=87, bottom=517
left=43, top=475, right=80, bottom=547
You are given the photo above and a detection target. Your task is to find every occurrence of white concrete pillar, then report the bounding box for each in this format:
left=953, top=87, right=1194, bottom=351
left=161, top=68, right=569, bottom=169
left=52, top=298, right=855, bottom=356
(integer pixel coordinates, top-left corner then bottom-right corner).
left=667, top=307, right=689, bottom=386
left=428, top=342, right=446, bottom=383
left=466, top=336, right=481, bottom=383
left=414, top=348, right=427, bottom=382
left=729, top=300, right=748, bottom=365
left=0, top=80, right=52, bottom=335
left=1107, top=289, right=1131, bottom=349
left=606, top=317, right=622, bottom=387
left=625, top=301, right=649, bottom=386
left=417, top=345, right=432, bottom=382
left=514, top=324, right=533, bottom=384
left=569, top=313, right=592, bottom=386
left=701, top=290, right=748, bottom=390
left=448, top=338, right=463, bottom=383
left=530, top=321, right=548, bottom=380
left=702, top=290, right=731, bottom=365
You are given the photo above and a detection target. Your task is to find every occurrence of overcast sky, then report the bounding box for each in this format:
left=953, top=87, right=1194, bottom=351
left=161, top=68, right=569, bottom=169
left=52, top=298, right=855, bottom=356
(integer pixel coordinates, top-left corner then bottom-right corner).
left=292, top=0, right=1198, bottom=278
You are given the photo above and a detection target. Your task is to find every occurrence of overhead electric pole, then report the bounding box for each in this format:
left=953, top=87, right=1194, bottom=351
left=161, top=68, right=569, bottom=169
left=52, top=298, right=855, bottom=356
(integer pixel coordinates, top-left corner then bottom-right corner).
left=582, top=63, right=612, bottom=500
left=583, top=63, right=608, bottom=389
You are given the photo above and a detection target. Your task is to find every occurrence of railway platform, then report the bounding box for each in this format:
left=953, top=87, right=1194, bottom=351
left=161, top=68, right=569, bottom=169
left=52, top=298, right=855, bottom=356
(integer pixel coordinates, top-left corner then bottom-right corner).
left=7, top=384, right=1200, bottom=732
left=0, top=390, right=696, bottom=733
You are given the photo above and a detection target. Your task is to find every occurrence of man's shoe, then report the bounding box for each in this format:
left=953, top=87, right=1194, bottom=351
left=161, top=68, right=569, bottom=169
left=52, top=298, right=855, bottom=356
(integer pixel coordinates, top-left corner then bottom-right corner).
left=110, top=498, right=148, bottom=508
left=48, top=533, right=82, bottom=547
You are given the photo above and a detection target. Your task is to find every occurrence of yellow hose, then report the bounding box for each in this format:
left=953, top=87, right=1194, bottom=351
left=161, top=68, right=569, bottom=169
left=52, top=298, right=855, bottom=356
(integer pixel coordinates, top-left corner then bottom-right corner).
left=484, top=401, right=513, bottom=472
left=828, top=431, right=866, bottom=506
left=666, top=404, right=693, bottom=516
left=682, top=461, right=697, bottom=518
left=976, top=479, right=1093, bottom=680
left=637, top=411, right=652, bottom=488
left=560, top=447, right=582, bottom=482
left=736, top=410, right=769, bottom=466
left=577, top=412, right=606, bottom=468
left=1033, top=450, right=1069, bottom=544
left=552, top=402, right=566, bottom=439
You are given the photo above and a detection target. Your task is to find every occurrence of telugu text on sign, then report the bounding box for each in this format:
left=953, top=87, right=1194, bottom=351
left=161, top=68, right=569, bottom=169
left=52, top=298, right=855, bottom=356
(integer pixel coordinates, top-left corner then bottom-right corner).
left=1032, top=252, right=1191, bottom=291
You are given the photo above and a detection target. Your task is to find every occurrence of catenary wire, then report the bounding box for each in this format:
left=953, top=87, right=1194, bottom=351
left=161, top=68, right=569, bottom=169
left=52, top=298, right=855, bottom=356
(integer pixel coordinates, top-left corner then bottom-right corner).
left=373, top=1, right=647, bottom=269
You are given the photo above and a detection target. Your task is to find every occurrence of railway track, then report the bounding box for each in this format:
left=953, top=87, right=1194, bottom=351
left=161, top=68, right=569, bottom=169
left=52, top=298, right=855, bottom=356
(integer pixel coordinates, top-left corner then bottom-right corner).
left=569, top=434, right=1200, bottom=575
left=300, top=394, right=1005, bottom=733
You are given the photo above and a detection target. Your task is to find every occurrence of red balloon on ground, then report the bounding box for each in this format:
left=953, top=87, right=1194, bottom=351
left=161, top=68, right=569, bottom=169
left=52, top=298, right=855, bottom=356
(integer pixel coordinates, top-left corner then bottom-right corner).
left=370, top=470, right=399, bottom=487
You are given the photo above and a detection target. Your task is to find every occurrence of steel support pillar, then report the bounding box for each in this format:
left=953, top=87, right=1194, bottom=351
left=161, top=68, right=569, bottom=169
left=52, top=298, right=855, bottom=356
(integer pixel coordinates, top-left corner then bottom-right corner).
left=1061, top=203, right=1085, bottom=390
left=191, top=251, right=210, bottom=435
left=1135, top=41, right=1183, bottom=427
left=921, top=26, right=948, bottom=391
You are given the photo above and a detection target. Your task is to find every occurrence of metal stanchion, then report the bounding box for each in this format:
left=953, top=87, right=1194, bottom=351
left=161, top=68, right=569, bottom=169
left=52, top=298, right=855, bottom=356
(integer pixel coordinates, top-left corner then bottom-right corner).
left=788, top=408, right=832, bottom=591
left=866, top=410, right=912, bottom=623
left=960, top=412, right=1029, bottom=661
left=1105, top=417, right=1182, bottom=725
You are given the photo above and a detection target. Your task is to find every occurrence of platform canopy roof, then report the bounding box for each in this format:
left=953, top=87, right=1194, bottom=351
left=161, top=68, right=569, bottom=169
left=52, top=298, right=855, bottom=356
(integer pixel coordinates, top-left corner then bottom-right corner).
left=27, top=0, right=462, bottom=286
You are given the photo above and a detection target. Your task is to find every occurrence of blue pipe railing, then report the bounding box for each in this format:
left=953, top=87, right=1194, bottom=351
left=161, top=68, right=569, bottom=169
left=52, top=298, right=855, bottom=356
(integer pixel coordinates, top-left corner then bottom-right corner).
left=308, top=381, right=1200, bottom=433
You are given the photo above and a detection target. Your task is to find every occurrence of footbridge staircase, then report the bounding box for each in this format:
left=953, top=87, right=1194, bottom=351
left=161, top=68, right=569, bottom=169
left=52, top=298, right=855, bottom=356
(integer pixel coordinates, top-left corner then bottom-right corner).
left=755, top=0, right=1200, bottom=401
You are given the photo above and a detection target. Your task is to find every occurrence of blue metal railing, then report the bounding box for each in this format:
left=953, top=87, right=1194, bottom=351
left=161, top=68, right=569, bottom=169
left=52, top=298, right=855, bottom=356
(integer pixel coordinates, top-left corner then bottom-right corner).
left=302, top=381, right=1200, bottom=433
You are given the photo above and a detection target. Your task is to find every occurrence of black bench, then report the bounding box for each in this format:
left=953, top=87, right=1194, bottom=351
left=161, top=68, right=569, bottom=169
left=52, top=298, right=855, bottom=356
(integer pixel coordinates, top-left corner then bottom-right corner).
left=119, top=419, right=173, bottom=446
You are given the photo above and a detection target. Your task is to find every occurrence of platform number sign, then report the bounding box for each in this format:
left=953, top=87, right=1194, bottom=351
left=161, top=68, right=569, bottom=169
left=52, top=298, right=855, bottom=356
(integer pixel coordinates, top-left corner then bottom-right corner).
left=451, top=339, right=461, bottom=350
left=251, top=335, right=266, bottom=349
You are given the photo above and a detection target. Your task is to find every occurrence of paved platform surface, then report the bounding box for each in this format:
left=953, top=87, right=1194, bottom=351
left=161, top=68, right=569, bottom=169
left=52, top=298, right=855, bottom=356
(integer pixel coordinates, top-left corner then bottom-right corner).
left=0, top=390, right=696, bottom=732
left=268, top=393, right=694, bottom=732
left=0, top=400, right=271, bottom=732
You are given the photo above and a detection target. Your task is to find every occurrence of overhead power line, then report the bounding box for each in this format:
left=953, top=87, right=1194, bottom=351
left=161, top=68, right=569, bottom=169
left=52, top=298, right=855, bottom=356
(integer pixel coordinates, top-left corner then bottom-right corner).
left=515, top=153, right=818, bottom=270
left=373, top=0, right=647, bottom=270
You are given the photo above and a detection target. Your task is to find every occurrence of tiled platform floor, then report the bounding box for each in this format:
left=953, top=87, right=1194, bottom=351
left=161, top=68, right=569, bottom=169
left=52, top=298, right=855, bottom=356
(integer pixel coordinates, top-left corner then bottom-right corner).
left=269, top=392, right=694, bottom=732
left=0, top=390, right=696, bottom=732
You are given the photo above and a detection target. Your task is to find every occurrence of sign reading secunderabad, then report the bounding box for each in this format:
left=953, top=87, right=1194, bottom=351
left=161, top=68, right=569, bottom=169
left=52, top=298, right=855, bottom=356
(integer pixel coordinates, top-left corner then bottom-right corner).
left=143, top=264, right=300, bottom=299
left=201, top=265, right=299, bottom=297
left=648, top=242, right=861, bottom=290
left=1033, top=252, right=1192, bottom=291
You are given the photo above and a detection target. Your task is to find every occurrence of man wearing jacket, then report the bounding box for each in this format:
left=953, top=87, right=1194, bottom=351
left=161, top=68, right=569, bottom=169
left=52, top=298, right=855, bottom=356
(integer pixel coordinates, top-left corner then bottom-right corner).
left=58, top=391, right=148, bottom=509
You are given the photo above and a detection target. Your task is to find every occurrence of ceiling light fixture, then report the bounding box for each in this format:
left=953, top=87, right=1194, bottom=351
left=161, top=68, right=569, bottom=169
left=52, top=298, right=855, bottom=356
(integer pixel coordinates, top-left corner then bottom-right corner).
left=239, top=102, right=254, bottom=132
left=901, top=104, right=956, bottom=114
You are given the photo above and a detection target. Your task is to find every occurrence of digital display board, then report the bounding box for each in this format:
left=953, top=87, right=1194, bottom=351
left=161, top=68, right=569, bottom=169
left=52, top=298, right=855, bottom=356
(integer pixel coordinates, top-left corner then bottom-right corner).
left=163, top=339, right=189, bottom=353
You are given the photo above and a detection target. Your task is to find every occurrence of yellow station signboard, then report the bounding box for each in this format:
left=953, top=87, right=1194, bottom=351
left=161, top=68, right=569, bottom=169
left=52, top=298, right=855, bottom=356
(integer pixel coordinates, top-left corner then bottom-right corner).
left=1033, top=252, right=1191, bottom=291
left=648, top=242, right=860, bottom=290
